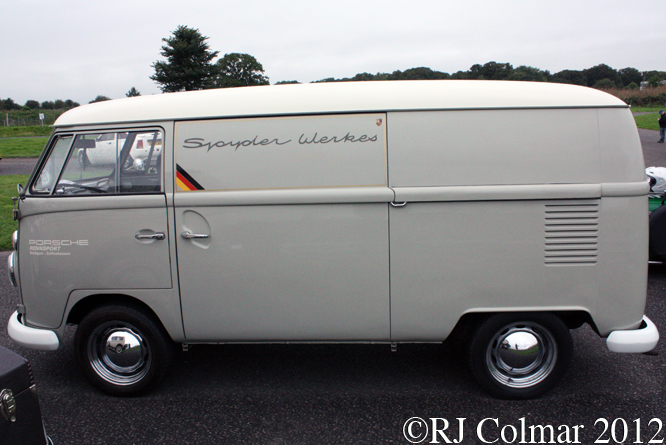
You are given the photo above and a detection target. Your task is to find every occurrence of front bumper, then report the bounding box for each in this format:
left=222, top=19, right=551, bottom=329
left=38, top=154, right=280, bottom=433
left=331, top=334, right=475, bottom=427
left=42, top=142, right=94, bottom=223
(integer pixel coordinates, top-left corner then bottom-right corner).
left=7, top=251, right=16, bottom=287
left=7, top=311, right=59, bottom=351
left=607, top=316, right=659, bottom=353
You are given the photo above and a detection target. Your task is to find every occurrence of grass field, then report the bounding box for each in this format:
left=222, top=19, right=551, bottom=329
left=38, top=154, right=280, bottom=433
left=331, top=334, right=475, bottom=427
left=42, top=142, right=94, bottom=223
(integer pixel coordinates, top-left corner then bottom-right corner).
left=0, top=125, right=52, bottom=138
left=0, top=126, right=51, bottom=158
left=0, top=175, right=29, bottom=250
left=0, top=137, right=48, bottom=157
left=633, top=107, right=663, bottom=131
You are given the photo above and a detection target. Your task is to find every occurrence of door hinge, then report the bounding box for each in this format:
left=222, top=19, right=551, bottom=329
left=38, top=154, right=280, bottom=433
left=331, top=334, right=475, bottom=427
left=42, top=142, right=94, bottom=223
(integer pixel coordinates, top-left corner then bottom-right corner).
left=11, top=197, right=20, bottom=221
left=1, top=389, right=17, bottom=422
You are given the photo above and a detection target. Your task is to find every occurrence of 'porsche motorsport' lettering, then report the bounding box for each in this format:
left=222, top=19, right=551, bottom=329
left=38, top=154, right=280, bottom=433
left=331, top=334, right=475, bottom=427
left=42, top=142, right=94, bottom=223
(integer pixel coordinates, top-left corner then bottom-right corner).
left=29, top=239, right=88, bottom=256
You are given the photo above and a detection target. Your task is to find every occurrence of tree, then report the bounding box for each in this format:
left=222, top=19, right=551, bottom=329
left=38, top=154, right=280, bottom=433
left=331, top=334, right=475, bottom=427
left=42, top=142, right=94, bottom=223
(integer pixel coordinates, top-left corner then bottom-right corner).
left=472, top=62, right=514, bottom=80
left=593, top=78, right=616, bottom=90
left=89, top=95, right=111, bottom=103
left=126, top=87, right=141, bottom=97
left=151, top=25, right=219, bottom=92
left=41, top=101, right=54, bottom=110
left=24, top=100, right=40, bottom=109
left=65, top=99, right=80, bottom=108
left=275, top=80, right=300, bottom=85
left=1, top=98, right=20, bottom=110
left=210, top=53, right=269, bottom=88
left=551, top=69, right=587, bottom=85
left=451, top=62, right=513, bottom=80
left=53, top=99, right=65, bottom=109
left=642, top=71, right=666, bottom=82
left=618, top=67, right=642, bottom=88
left=583, top=64, right=621, bottom=88
left=508, top=66, right=548, bottom=82
left=390, top=67, right=449, bottom=80
left=648, top=75, right=664, bottom=87
left=349, top=72, right=376, bottom=81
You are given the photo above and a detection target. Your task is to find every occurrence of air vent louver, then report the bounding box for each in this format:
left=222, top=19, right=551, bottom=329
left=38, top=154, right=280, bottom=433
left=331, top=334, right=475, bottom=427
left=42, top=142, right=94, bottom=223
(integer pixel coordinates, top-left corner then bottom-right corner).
left=544, top=200, right=599, bottom=266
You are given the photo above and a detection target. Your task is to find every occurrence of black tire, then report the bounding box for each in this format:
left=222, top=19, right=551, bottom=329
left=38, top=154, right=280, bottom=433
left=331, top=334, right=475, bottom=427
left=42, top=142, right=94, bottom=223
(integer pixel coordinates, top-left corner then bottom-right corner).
left=74, top=303, right=174, bottom=396
left=650, top=204, right=666, bottom=260
left=468, top=313, right=572, bottom=399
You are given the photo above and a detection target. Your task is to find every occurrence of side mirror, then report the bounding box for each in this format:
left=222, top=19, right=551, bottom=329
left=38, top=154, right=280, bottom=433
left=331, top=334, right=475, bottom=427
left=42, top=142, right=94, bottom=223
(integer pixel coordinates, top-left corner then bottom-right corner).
left=17, top=183, right=24, bottom=197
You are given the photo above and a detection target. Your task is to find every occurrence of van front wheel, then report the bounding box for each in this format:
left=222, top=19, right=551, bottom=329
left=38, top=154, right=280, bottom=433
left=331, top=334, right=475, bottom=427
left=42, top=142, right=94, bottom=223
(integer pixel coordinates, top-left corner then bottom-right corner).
left=468, top=313, right=572, bottom=399
left=74, top=304, right=173, bottom=396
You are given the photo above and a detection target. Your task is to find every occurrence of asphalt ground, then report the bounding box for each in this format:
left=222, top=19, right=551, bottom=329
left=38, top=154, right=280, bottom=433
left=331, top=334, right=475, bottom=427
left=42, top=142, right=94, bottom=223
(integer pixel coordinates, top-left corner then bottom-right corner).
left=0, top=157, right=38, bottom=176
left=0, top=129, right=665, bottom=445
left=640, top=128, right=666, bottom=168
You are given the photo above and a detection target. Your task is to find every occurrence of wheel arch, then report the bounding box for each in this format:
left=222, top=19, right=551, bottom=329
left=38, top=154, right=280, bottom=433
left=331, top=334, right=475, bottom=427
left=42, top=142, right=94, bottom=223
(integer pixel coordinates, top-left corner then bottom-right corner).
left=64, top=289, right=184, bottom=342
left=68, top=293, right=148, bottom=324
left=66, top=293, right=180, bottom=340
left=448, top=309, right=593, bottom=343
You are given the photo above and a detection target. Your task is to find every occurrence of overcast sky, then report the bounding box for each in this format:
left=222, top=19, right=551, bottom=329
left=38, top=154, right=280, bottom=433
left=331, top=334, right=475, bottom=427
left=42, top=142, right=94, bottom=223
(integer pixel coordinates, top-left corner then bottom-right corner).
left=2, top=0, right=664, bottom=105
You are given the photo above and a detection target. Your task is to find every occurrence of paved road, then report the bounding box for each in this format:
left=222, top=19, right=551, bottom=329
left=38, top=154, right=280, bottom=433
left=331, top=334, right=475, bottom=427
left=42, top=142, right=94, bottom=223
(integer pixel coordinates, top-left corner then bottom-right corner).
left=0, top=157, right=37, bottom=176
left=641, top=129, right=666, bottom=167
left=0, top=130, right=665, bottom=445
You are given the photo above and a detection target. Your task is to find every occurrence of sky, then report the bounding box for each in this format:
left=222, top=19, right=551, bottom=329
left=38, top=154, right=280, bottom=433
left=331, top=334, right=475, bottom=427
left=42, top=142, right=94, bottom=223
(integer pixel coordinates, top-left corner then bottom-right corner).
left=1, top=0, right=664, bottom=106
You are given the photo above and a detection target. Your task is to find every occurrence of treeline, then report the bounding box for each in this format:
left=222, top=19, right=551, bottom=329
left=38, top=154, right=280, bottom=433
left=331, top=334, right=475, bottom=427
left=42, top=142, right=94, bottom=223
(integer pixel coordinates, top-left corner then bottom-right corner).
left=313, top=62, right=666, bottom=90
left=0, top=97, right=80, bottom=111
left=3, top=61, right=666, bottom=115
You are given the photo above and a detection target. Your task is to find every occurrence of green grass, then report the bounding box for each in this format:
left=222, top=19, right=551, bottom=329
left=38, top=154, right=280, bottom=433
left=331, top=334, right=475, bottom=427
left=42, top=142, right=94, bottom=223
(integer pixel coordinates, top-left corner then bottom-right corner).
left=634, top=111, right=662, bottom=131
left=0, top=137, right=48, bottom=158
left=632, top=107, right=664, bottom=113
left=0, top=175, right=30, bottom=250
left=0, top=125, right=52, bottom=138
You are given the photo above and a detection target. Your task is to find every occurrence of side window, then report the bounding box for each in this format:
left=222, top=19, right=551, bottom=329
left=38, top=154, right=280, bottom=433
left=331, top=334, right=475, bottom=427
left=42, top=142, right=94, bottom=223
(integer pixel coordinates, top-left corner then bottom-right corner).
left=32, top=130, right=163, bottom=196
left=57, top=134, right=116, bottom=194
left=31, top=136, right=73, bottom=194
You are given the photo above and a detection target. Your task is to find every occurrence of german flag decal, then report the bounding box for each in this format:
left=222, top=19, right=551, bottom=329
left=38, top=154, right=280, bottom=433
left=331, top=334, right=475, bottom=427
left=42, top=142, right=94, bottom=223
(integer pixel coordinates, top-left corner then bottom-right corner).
left=176, top=164, right=205, bottom=191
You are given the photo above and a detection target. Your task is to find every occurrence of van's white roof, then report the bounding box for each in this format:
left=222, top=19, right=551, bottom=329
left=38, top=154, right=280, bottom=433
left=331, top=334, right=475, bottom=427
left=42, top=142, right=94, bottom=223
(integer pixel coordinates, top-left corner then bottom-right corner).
left=55, top=80, right=627, bottom=127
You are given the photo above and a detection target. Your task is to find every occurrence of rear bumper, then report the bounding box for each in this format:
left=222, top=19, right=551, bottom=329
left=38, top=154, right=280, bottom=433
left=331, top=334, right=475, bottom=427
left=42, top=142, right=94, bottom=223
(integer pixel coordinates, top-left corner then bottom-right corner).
left=7, top=311, right=59, bottom=351
left=607, top=316, right=659, bottom=353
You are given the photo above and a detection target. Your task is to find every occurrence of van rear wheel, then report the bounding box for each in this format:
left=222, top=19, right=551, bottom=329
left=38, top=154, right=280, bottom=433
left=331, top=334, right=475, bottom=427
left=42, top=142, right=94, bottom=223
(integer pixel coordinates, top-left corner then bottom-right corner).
left=468, top=313, right=572, bottom=399
left=74, top=303, right=173, bottom=396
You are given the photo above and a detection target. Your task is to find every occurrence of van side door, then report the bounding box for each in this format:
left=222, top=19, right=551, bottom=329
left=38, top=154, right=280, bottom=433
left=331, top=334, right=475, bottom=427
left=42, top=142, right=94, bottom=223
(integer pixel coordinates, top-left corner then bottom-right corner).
left=18, top=130, right=171, bottom=329
left=173, top=114, right=392, bottom=341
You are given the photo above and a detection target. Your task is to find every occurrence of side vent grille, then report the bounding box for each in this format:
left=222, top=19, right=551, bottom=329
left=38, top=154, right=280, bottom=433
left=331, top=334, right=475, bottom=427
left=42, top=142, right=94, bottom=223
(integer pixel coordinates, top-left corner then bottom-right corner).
left=544, top=200, right=599, bottom=266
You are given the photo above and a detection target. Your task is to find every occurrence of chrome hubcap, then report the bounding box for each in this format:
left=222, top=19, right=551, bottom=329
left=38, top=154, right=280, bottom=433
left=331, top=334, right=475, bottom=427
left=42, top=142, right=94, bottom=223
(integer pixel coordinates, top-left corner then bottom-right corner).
left=88, top=322, right=151, bottom=386
left=485, top=322, right=557, bottom=388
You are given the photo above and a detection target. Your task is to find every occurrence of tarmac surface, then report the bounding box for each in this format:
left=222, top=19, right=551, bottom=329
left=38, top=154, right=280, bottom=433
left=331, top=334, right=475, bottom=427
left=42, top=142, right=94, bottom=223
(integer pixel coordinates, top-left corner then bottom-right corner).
left=641, top=128, right=666, bottom=168
left=0, top=157, right=37, bottom=176
left=0, top=129, right=665, bottom=444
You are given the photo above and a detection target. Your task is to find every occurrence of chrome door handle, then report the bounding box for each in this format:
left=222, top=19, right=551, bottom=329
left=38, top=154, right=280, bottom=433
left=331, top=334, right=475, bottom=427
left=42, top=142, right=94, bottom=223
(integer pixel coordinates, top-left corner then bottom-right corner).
left=135, top=232, right=165, bottom=240
left=181, top=231, right=209, bottom=239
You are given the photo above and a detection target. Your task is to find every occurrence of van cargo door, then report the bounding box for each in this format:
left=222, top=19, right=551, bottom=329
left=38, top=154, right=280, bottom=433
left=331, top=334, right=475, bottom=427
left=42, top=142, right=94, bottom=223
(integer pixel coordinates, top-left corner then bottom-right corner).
left=173, top=114, right=391, bottom=341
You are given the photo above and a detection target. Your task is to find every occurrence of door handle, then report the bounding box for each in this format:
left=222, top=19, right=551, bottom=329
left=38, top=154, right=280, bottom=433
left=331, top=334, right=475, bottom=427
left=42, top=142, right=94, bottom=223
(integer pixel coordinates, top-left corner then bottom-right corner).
left=181, top=231, right=209, bottom=239
left=135, top=232, right=165, bottom=240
